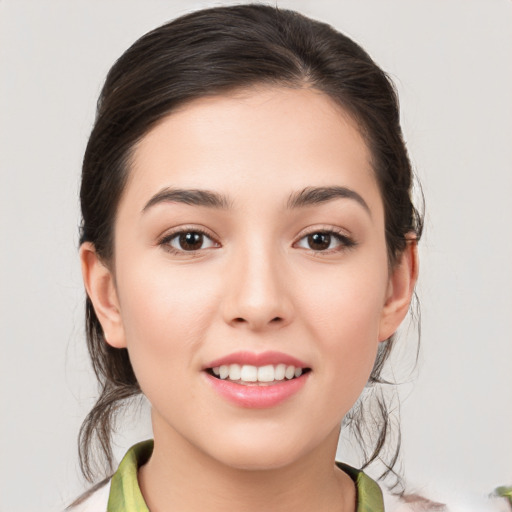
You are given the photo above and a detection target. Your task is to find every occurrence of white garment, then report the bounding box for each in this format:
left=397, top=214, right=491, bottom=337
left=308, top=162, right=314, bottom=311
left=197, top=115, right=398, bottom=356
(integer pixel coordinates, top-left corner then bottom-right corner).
left=382, top=490, right=510, bottom=512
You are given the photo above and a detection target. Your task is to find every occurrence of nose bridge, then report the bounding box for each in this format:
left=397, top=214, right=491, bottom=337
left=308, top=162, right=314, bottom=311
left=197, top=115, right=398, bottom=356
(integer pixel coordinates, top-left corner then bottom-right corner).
left=223, top=236, right=292, bottom=330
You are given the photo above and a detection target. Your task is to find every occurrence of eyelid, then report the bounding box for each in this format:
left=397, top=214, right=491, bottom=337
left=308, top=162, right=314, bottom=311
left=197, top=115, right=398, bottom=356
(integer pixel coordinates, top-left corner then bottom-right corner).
left=157, top=225, right=221, bottom=254
left=293, top=225, right=357, bottom=253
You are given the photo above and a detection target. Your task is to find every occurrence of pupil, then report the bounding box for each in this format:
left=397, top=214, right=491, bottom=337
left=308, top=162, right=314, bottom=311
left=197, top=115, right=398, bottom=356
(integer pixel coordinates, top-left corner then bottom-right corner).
left=180, top=232, right=203, bottom=250
left=308, top=233, right=330, bottom=250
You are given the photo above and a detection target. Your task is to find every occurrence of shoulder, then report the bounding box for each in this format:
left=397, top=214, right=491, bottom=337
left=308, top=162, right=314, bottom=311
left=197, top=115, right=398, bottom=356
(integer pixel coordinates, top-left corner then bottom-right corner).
left=66, top=479, right=111, bottom=512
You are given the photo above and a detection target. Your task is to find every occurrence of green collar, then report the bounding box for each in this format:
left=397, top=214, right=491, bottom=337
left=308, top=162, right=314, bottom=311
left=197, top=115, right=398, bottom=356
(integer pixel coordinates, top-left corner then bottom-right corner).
left=108, top=440, right=384, bottom=512
left=107, top=441, right=152, bottom=512
left=336, top=461, right=385, bottom=512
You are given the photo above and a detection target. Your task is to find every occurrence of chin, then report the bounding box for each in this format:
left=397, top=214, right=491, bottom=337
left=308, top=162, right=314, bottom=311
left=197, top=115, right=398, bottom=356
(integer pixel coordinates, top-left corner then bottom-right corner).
left=214, top=446, right=305, bottom=472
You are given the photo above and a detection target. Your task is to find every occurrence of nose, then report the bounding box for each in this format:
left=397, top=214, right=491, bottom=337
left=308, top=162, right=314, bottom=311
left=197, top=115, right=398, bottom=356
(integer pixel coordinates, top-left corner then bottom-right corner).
left=221, top=244, right=294, bottom=331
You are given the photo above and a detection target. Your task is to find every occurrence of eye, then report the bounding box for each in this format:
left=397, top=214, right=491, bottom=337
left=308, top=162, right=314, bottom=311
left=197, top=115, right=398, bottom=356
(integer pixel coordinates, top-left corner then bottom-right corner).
left=160, top=229, right=219, bottom=253
left=295, top=230, right=355, bottom=252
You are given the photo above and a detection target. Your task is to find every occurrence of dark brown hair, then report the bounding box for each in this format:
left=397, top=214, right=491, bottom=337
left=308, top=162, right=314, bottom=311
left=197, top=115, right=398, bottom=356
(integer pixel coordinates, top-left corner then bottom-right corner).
left=78, top=3, right=423, bottom=487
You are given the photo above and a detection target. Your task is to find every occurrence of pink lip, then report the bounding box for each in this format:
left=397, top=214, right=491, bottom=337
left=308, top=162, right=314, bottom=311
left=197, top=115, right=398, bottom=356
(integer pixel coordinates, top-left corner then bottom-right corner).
left=202, top=351, right=311, bottom=408
left=204, top=351, right=308, bottom=370
left=204, top=372, right=309, bottom=409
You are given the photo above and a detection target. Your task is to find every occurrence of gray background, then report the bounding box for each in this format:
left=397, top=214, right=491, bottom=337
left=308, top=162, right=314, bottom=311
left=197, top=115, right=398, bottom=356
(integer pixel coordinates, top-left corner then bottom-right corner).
left=1, top=1, right=511, bottom=510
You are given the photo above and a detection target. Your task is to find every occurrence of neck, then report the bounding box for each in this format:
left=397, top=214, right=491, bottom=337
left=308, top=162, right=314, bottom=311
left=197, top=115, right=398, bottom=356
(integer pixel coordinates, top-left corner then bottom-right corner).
left=138, top=421, right=356, bottom=512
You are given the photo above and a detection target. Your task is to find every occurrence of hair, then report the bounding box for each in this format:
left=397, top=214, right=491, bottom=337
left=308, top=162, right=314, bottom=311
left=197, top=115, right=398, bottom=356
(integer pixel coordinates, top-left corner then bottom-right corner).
left=78, top=3, right=423, bottom=489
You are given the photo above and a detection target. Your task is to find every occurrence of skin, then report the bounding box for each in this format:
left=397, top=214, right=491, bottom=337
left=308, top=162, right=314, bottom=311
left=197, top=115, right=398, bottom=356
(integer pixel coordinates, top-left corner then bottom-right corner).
left=81, top=86, right=418, bottom=512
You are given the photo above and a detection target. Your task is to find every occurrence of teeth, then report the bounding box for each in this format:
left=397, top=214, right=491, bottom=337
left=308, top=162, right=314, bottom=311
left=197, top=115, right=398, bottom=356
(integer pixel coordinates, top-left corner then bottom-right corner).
left=285, top=365, right=295, bottom=380
left=219, top=365, right=229, bottom=379
left=228, top=364, right=241, bottom=381
left=212, top=363, right=305, bottom=383
left=257, top=365, right=274, bottom=382
left=240, top=365, right=258, bottom=382
left=275, top=364, right=286, bottom=380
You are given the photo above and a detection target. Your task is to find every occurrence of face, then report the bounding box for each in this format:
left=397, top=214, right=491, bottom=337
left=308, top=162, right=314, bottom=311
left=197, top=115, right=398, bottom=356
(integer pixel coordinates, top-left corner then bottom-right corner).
left=83, top=86, right=414, bottom=471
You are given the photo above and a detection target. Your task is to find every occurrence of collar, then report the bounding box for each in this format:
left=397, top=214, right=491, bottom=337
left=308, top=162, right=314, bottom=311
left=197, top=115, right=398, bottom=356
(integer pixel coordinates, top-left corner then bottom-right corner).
left=107, top=440, right=152, bottom=512
left=336, top=461, right=385, bottom=512
left=108, top=440, right=384, bottom=512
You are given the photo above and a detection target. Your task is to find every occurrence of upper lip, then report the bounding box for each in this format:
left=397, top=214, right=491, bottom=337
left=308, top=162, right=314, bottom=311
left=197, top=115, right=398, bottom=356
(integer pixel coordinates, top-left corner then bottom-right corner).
left=203, top=351, right=308, bottom=370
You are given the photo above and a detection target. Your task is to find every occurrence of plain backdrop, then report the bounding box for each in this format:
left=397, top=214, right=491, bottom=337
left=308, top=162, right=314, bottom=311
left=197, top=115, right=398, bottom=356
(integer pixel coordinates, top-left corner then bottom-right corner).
left=0, top=1, right=511, bottom=511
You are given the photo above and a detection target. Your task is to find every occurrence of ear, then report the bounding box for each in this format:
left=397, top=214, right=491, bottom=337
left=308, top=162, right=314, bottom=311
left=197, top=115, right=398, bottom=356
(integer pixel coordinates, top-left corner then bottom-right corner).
left=79, top=242, right=127, bottom=349
left=378, top=237, right=419, bottom=342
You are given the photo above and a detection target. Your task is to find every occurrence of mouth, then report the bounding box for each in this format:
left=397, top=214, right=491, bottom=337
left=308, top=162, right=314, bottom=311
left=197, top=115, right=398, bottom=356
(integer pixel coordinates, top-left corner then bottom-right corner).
left=206, top=364, right=311, bottom=386
left=203, top=352, right=311, bottom=407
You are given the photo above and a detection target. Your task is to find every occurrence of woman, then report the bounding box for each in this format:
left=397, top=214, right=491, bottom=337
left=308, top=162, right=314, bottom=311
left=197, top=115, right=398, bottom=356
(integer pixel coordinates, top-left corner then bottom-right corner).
left=73, top=4, right=422, bottom=511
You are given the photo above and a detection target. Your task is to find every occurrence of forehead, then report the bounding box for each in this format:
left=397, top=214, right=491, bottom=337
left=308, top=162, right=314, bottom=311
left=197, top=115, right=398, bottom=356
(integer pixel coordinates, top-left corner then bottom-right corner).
left=122, top=86, right=382, bottom=215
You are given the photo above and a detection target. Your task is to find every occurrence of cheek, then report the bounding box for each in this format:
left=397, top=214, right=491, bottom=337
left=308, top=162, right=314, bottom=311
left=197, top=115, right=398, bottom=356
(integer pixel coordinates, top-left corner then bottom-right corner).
left=115, top=257, right=221, bottom=359
left=299, top=253, right=388, bottom=386
left=302, top=254, right=388, bottom=335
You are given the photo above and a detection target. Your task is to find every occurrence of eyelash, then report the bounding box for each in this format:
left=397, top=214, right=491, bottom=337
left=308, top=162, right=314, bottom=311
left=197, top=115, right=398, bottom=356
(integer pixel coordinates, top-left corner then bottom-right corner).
left=294, top=228, right=357, bottom=254
left=158, top=227, right=356, bottom=256
left=158, top=227, right=219, bottom=256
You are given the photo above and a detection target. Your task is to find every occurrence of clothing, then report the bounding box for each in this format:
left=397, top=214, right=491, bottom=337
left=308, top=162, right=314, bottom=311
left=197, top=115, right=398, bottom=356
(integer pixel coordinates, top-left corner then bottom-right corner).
left=70, top=441, right=512, bottom=511
left=71, top=439, right=385, bottom=511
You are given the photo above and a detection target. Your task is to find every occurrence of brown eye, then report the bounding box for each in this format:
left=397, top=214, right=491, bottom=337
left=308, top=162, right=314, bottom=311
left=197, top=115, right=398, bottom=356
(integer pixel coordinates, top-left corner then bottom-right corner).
left=179, top=232, right=204, bottom=251
left=307, top=232, right=331, bottom=251
left=162, top=230, right=218, bottom=253
left=295, top=230, right=356, bottom=253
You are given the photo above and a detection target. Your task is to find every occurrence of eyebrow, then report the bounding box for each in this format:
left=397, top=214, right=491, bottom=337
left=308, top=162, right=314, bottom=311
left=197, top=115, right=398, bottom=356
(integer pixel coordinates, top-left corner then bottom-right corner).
left=142, top=185, right=370, bottom=215
left=287, top=186, right=371, bottom=215
left=142, top=187, right=231, bottom=213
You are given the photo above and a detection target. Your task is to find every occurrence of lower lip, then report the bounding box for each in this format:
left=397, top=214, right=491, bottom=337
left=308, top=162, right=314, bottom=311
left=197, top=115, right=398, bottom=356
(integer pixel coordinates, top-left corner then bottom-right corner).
left=205, top=372, right=309, bottom=409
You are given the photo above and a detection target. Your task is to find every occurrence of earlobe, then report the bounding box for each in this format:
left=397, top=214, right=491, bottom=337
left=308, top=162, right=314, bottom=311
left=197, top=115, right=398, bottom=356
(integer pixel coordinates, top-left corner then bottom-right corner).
left=79, top=242, right=127, bottom=349
left=378, top=238, right=419, bottom=342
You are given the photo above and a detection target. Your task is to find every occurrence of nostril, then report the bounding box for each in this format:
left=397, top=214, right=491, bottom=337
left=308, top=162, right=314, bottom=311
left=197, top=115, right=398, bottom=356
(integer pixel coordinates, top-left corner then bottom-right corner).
left=232, top=316, right=283, bottom=325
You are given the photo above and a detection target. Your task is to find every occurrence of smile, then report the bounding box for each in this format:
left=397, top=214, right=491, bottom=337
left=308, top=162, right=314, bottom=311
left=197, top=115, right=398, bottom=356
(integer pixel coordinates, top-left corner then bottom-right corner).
left=203, top=351, right=311, bottom=408
left=209, top=364, right=308, bottom=385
